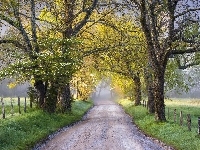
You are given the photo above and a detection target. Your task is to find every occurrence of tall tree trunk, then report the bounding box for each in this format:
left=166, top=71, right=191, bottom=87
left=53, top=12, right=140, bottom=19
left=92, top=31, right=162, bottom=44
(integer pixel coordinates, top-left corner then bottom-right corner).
left=144, top=68, right=155, bottom=113
left=59, top=0, right=98, bottom=112
left=34, top=80, right=45, bottom=108
left=133, top=76, right=141, bottom=106
left=45, top=82, right=58, bottom=113
left=147, top=80, right=155, bottom=113
left=153, top=68, right=166, bottom=121
left=58, top=0, right=74, bottom=112
left=60, top=83, right=72, bottom=112
left=66, top=83, right=72, bottom=110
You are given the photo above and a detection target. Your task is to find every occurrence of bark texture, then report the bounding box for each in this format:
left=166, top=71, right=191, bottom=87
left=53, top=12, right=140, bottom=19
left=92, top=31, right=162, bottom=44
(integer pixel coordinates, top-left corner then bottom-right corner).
left=147, top=82, right=155, bottom=114
left=154, top=70, right=166, bottom=121
left=34, top=80, right=45, bottom=108
left=133, top=76, right=142, bottom=106
left=145, top=69, right=155, bottom=113
left=45, top=82, right=58, bottom=113
left=60, top=83, right=72, bottom=112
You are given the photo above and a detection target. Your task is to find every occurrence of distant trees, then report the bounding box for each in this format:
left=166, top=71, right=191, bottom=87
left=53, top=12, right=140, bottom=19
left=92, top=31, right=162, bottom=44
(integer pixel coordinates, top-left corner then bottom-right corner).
left=84, top=14, right=148, bottom=105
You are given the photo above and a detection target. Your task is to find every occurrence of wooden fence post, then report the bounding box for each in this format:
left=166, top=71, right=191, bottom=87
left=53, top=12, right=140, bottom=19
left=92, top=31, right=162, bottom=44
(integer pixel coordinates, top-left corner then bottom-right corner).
left=147, top=102, right=148, bottom=110
left=30, top=97, right=32, bottom=108
left=168, top=108, right=169, bottom=120
left=1, top=98, right=5, bottom=119
left=187, top=114, right=191, bottom=131
left=174, top=109, right=176, bottom=123
left=198, top=117, right=200, bottom=135
left=36, top=97, right=39, bottom=107
left=18, top=97, right=21, bottom=114
left=11, top=98, right=14, bottom=116
left=24, top=97, right=27, bottom=113
left=143, top=100, right=144, bottom=107
left=180, top=111, right=183, bottom=126
left=144, top=101, right=146, bottom=108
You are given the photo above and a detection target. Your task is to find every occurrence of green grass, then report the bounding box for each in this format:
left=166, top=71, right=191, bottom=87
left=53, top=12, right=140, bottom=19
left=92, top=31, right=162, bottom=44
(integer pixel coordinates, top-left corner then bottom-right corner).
left=118, top=99, right=200, bottom=150
left=0, top=100, right=93, bottom=150
left=1, top=97, right=36, bottom=119
left=165, top=99, right=200, bottom=129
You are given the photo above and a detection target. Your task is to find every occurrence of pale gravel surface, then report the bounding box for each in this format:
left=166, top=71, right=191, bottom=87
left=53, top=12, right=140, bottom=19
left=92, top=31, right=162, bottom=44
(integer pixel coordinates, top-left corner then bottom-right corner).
left=34, top=99, right=172, bottom=150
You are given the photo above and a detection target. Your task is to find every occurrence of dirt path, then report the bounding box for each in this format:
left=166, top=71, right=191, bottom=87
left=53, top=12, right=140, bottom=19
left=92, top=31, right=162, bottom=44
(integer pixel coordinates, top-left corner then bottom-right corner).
left=36, top=99, right=169, bottom=150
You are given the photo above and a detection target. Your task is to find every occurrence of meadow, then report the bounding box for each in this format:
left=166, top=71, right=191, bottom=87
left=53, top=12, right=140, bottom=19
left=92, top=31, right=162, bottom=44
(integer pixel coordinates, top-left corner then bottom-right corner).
left=118, top=98, right=200, bottom=150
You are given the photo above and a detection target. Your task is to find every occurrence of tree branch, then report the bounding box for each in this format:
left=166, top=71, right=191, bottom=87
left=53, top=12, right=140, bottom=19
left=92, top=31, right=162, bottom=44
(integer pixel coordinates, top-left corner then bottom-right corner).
left=175, top=8, right=200, bottom=18
left=176, top=58, right=200, bottom=69
left=31, top=0, right=39, bottom=53
left=0, top=13, right=20, bottom=30
left=0, top=39, right=26, bottom=50
left=77, top=6, right=117, bottom=36
left=96, top=67, right=130, bottom=78
left=172, top=46, right=200, bottom=55
left=18, top=12, right=57, bottom=26
left=72, top=0, right=98, bottom=36
left=12, top=4, right=33, bottom=54
left=83, top=44, right=121, bottom=57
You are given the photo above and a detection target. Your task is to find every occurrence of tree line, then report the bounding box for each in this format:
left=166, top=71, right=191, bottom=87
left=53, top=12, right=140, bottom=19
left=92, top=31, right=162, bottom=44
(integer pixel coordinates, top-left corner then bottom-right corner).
left=0, top=0, right=200, bottom=121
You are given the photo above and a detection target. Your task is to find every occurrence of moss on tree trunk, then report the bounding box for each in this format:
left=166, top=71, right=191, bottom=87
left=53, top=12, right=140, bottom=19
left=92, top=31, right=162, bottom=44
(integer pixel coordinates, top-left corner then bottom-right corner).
left=45, top=82, right=58, bottom=113
left=133, top=76, right=141, bottom=106
left=60, top=83, right=72, bottom=112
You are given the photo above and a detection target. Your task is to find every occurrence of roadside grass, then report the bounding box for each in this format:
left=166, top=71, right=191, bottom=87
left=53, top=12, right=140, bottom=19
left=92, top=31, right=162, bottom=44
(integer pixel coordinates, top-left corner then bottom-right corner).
left=0, top=100, right=93, bottom=150
left=118, top=99, right=200, bottom=150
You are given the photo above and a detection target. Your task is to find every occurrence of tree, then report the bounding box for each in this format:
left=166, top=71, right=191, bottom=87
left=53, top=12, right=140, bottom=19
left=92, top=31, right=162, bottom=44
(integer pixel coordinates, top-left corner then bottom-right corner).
left=0, top=0, right=123, bottom=112
left=129, top=0, right=200, bottom=121
left=0, top=0, right=47, bottom=108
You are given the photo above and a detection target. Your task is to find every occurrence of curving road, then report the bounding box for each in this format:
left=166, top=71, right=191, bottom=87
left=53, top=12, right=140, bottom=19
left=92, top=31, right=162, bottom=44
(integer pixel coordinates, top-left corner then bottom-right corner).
left=36, top=99, right=170, bottom=150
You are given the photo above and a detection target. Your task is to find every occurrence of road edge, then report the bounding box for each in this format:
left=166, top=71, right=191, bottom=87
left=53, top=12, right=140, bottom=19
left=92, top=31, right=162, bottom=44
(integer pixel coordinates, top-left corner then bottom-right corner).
left=32, top=104, right=95, bottom=150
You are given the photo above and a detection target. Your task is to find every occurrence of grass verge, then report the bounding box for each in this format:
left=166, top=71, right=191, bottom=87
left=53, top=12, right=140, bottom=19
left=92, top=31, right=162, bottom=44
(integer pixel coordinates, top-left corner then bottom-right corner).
left=0, top=100, right=93, bottom=150
left=118, top=99, right=200, bottom=150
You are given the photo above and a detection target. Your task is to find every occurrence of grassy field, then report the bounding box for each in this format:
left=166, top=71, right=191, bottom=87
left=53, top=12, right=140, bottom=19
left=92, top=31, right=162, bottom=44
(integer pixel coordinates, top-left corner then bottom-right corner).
left=165, top=98, right=200, bottom=130
left=118, top=99, right=200, bottom=150
left=0, top=100, right=93, bottom=150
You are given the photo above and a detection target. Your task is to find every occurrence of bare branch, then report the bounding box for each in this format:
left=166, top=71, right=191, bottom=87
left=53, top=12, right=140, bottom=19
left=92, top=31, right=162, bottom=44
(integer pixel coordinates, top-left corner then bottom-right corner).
left=175, top=8, right=200, bottom=18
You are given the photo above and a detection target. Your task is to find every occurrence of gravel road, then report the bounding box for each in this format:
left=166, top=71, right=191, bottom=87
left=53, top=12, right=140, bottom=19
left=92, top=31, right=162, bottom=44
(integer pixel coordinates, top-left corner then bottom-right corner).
left=36, top=99, right=171, bottom=150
